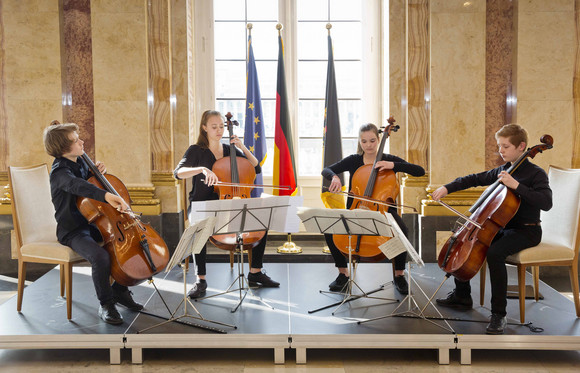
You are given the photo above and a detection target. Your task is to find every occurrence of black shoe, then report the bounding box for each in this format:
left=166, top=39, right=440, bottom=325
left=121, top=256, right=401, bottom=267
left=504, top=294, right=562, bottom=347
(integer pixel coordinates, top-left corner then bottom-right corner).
left=113, top=288, right=143, bottom=311
left=188, top=281, right=207, bottom=299
left=248, top=271, right=280, bottom=287
left=435, top=290, right=473, bottom=310
left=329, top=273, right=349, bottom=292
left=394, top=275, right=409, bottom=295
left=486, top=313, right=507, bottom=335
left=98, top=302, right=123, bottom=325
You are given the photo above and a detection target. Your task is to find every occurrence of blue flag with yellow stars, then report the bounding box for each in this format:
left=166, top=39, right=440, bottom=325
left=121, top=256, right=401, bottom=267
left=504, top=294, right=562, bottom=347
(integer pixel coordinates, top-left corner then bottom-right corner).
left=244, top=34, right=267, bottom=198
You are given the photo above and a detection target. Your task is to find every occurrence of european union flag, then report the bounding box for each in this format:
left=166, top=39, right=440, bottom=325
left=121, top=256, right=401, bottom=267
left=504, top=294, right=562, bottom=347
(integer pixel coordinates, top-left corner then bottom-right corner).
left=244, top=34, right=267, bottom=198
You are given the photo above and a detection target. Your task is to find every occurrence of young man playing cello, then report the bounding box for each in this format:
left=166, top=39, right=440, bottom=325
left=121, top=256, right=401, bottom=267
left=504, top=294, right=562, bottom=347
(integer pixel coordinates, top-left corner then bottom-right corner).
left=44, top=122, right=143, bottom=325
left=431, top=124, right=552, bottom=334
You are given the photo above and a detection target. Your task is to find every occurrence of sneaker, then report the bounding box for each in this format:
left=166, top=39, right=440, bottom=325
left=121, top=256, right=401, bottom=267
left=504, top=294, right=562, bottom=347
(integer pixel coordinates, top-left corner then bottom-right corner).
left=486, top=313, right=507, bottom=335
left=329, top=273, right=349, bottom=292
left=435, top=290, right=473, bottom=310
left=394, top=275, right=409, bottom=295
left=113, top=288, right=143, bottom=311
left=248, top=271, right=280, bottom=287
left=98, top=302, right=123, bottom=325
left=188, top=281, right=207, bottom=299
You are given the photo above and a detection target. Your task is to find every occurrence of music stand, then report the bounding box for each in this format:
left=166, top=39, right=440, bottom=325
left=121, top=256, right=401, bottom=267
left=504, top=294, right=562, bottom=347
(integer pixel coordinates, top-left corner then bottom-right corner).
left=189, top=196, right=302, bottom=313
left=357, top=213, right=455, bottom=333
left=297, top=207, right=398, bottom=315
left=138, top=216, right=236, bottom=333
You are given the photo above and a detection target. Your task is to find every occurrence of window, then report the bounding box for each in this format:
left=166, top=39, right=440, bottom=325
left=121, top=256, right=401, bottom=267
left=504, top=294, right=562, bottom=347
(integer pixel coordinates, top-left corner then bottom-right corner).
left=207, top=0, right=383, bottom=178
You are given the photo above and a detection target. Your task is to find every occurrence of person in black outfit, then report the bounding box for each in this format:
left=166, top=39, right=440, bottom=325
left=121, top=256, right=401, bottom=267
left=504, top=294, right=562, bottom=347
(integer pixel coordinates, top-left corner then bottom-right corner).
left=321, top=123, right=425, bottom=295
left=43, top=122, right=143, bottom=325
left=432, top=124, right=552, bottom=335
left=174, top=110, right=279, bottom=299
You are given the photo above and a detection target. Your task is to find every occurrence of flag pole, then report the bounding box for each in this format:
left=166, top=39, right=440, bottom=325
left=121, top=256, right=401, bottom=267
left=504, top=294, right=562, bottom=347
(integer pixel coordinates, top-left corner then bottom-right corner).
left=274, top=22, right=301, bottom=254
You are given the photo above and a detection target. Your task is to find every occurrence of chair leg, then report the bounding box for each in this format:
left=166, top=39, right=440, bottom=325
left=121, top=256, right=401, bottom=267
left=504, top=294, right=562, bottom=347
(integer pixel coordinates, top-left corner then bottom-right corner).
left=17, top=260, right=27, bottom=312
left=64, top=263, right=73, bottom=320
left=532, top=266, right=540, bottom=302
left=517, top=264, right=526, bottom=323
left=479, top=259, right=487, bottom=306
left=569, top=262, right=580, bottom=317
left=60, top=264, right=65, bottom=297
left=229, top=251, right=234, bottom=269
left=248, top=249, right=252, bottom=268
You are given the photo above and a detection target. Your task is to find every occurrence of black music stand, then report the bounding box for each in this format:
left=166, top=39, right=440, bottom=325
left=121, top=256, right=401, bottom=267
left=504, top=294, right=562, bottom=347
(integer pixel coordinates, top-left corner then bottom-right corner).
left=138, top=216, right=236, bottom=333
left=189, top=196, right=301, bottom=313
left=297, top=207, right=398, bottom=315
left=357, top=213, right=455, bottom=333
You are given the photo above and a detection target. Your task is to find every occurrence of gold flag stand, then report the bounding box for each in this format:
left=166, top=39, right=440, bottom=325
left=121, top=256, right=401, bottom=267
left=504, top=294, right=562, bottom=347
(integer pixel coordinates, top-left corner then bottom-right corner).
left=277, top=233, right=302, bottom=253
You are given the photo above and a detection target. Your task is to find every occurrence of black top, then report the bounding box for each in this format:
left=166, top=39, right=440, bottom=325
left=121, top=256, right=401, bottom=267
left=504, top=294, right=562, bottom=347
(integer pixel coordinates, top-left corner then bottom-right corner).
left=50, top=157, right=108, bottom=243
left=444, top=158, right=552, bottom=228
left=174, top=143, right=262, bottom=203
left=321, top=153, right=426, bottom=209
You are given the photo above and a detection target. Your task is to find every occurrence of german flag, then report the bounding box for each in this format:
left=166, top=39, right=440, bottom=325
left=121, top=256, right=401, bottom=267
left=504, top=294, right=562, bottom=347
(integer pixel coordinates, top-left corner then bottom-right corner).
left=273, top=30, right=297, bottom=196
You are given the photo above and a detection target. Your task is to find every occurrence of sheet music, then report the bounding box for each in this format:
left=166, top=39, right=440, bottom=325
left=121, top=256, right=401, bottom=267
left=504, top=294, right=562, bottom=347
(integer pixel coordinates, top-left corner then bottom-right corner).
left=380, top=213, right=424, bottom=267
left=189, top=196, right=302, bottom=234
left=297, top=207, right=392, bottom=236
left=167, top=216, right=216, bottom=272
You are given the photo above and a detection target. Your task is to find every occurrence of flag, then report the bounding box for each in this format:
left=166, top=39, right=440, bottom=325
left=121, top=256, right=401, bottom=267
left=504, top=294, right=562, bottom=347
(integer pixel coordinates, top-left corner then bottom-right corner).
left=273, top=32, right=297, bottom=196
left=244, top=34, right=267, bottom=198
left=321, top=34, right=346, bottom=209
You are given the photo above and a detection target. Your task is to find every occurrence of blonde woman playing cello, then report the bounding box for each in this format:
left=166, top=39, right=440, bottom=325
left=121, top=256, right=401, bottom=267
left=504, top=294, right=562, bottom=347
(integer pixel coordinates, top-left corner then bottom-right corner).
left=322, top=123, right=425, bottom=295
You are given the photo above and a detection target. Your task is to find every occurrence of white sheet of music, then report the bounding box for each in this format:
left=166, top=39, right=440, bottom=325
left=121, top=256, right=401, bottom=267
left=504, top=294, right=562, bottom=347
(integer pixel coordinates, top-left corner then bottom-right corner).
left=297, top=207, right=393, bottom=236
left=189, top=195, right=302, bottom=234
left=380, top=213, right=424, bottom=267
left=167, top=216, right=216, bottom=272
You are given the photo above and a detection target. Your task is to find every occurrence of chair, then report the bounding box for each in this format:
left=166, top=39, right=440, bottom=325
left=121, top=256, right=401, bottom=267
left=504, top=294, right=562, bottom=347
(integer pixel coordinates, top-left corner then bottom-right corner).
left=479, top=166, right=580, bottom=323
left=9, top=164, right=84, bottom=320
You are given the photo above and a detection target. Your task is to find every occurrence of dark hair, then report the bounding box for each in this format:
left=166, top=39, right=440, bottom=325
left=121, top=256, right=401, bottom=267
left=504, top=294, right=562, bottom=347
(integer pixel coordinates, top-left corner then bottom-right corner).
left=495, top=123, right=528, bottom=148
left=43, top=121, right=79, bottom=157
left=356, top=123, right=380, bottom=155
left=196, top=110, right=223, bottom=148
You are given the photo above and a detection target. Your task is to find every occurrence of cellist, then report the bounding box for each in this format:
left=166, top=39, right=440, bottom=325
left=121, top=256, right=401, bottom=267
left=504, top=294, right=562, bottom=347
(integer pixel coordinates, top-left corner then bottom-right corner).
left=321, top=123, right=425, bottom=295
left=431, top=124, right=552, bottom=334
left=174, top=110, right=279, bottom=299
left=43, top=122, right=143, bottom=325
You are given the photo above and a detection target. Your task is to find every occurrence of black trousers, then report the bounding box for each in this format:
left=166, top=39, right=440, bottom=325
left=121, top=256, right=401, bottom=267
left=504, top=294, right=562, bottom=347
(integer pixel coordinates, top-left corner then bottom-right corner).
left=195, top=232, right=268, bottom=276
left=454, top=226, right=542, bottom=316
left=324, top=210, right=408, bottom=271
left=63, top=227, right=127, bottom=306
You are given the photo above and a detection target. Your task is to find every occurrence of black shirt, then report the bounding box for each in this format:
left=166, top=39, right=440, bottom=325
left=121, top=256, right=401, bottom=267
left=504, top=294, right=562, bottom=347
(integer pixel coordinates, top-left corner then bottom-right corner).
left=444, top=158, right=552, bottom=227
left=174, top=144, right=262, bottom=203
left=50, top=157, right=108, bottom=243
left=321, top=153, right=426, bottom=209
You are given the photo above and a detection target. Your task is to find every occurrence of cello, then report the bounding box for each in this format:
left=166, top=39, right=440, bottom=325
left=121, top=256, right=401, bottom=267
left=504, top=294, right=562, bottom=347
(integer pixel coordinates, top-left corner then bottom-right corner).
left=332, top=116, right=400, bottom=262
left=437, top=135, right=554, bottom=281
left=76, top=154, right=170, bottom=287
left=209, top=112, right=266, bottom=250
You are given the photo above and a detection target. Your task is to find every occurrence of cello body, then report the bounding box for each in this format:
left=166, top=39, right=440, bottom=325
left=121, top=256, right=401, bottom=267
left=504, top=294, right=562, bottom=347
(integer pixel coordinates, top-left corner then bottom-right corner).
left=437, top=185, right=520, bottom=281
left=77, top=163, right=169, bottom=287
left=209, top=112, right=266, bottom=250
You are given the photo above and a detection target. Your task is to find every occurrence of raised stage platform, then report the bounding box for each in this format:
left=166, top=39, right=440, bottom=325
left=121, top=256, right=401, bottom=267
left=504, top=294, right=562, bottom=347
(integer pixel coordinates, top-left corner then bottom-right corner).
left=0, top=262, right=578, bottom=365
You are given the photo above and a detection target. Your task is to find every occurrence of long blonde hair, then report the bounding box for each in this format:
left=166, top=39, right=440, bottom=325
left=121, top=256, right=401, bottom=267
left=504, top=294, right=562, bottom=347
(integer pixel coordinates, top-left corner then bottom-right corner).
left=196, top=110, right=223, bottom=148
left=356, top=123, right=380, bottom=155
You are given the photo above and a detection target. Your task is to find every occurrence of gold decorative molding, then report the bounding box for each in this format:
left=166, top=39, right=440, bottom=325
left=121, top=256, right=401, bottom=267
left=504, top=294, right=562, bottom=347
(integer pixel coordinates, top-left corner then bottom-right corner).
left=128, top=186, right=161, bottom=215
left=0, top=171, right=11, bottom=214
left=421, top=186, right=485, bottom=216
left=401, top=174, right=429, bottom=187
left=151, top=171, right=178, bottom=186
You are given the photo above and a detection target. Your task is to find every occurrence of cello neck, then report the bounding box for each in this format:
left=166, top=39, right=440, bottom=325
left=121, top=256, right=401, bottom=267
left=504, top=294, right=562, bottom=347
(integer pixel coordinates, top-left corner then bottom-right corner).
left=80, top=153, right=119, bottom=196
left=363, top=117, right=399, bottom=197
left=225, top=112, right=240, bottom=184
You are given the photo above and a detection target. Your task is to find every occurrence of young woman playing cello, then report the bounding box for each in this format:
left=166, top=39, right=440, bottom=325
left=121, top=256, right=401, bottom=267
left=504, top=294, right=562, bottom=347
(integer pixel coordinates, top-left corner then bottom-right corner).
left=321, top=123, right=425, bottom=295
left=432, top=124, right=552, bottom=334
left=174, top=110, right=279, bottom=299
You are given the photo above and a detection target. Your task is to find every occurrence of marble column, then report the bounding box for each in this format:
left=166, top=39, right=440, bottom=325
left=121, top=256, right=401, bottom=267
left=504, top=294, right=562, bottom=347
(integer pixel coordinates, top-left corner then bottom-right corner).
left=0, top=0, right=7, bottom=174
left=573, top=0, right=580, bottom=168
left=59, top=0, right=95, bottom=159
